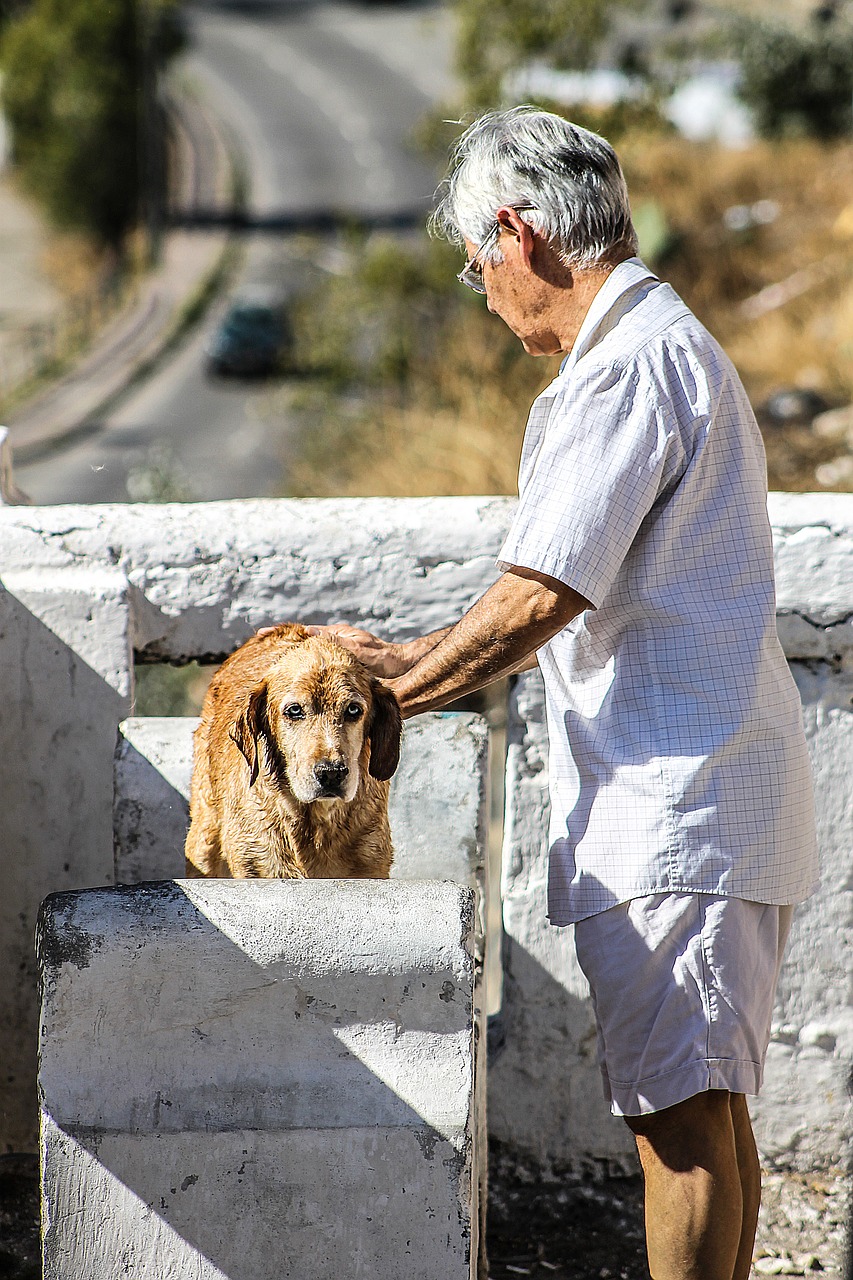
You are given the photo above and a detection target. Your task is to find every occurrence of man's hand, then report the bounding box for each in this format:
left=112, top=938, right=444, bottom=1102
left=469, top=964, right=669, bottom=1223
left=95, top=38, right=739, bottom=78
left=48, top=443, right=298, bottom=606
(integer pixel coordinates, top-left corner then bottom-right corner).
left=256, top=620, right=455, bottom=678
left=303, top=624, right=411, bottom=679
left=257, top=566, right=588, bottom=719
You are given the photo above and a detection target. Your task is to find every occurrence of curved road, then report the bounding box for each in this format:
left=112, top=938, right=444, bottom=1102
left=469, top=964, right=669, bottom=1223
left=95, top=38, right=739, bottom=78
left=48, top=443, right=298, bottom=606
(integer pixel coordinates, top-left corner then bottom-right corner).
left=18, top=0, right=455, bottom=503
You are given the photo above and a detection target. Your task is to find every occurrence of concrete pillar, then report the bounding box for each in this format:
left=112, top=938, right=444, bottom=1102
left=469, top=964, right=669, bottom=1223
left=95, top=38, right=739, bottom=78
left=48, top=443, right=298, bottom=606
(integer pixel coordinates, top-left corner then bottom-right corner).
left=38, top=879, right=482, bottom=1280
left=750, top=661, right=853, bottom=1167
left=490, top=669, right=636, bottom=1176
left=0, top=567, right=131, bottom=1152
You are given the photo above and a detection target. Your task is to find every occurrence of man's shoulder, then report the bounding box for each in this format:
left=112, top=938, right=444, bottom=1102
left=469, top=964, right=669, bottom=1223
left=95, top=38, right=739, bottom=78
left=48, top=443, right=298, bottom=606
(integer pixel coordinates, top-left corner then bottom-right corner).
left=575, top=278, right=734, bottom=392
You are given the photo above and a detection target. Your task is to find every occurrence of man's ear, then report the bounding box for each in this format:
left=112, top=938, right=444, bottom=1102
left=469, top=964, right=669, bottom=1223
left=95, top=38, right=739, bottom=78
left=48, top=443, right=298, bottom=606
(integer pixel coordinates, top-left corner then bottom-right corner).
left=229, top=682, right=268, bottom=786
left=367, top=681, right=403, bottom=781
left=496, top=205, right=535, bottom=265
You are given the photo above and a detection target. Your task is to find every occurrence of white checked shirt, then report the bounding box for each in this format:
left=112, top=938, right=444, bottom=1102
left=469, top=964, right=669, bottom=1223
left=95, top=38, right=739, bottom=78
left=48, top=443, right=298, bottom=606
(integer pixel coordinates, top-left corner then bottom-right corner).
left=498, top=258, right=819, bottom=925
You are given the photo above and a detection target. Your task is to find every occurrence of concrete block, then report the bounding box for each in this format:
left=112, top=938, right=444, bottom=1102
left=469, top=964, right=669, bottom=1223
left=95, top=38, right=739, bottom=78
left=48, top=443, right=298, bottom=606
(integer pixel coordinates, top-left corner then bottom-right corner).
left=0, top=497, right=515, bottom=662
left=113, top=711, right=489, bottom=893
left=490, top=669, right=636, bottom=1176
left=769, top=492, right=853, bottom=661
left=39, top=879, right=483, bottom=1280
left=113, top=718, right=194, bottom=882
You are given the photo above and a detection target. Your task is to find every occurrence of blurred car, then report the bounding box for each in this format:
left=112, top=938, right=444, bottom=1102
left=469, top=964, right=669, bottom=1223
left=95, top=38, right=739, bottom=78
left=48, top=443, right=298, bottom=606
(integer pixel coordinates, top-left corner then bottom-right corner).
left=205, top=287, right=293, bottom=378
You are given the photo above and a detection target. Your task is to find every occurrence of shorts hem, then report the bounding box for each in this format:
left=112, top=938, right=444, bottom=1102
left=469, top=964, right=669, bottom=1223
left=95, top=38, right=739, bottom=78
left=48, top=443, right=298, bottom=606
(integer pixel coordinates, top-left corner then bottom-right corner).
left=605, top=1057, right=763, bottom=1117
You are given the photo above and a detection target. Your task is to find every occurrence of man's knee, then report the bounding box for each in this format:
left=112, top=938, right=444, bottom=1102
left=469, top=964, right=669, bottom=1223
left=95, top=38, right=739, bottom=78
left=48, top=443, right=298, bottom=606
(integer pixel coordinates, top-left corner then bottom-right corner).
left=624, top=1090, right=735, bottom=1166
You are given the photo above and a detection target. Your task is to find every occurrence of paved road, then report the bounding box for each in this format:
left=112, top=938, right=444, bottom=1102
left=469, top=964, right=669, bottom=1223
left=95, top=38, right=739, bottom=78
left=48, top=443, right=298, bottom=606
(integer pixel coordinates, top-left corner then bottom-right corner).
left=18, top=0, right=455, bottom=504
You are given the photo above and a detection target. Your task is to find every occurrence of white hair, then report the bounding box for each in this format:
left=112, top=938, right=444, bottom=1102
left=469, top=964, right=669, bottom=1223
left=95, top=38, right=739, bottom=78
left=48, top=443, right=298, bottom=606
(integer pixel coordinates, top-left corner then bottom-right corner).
left=431, top=106, right=638, bottom=269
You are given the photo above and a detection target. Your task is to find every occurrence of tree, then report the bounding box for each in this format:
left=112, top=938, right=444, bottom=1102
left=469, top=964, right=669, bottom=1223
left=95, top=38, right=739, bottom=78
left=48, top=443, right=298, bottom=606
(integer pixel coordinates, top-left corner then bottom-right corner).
left=734, top=18, right=853, bottom=139
left=454, top=0, right=637, bottom=107
left=1, top=0, right=184, bottom=246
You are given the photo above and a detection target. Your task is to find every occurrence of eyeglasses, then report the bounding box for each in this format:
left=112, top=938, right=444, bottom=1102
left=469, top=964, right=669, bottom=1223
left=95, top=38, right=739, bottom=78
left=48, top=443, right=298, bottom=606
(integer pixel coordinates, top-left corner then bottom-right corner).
left=456, top=205, right=536, bottom=294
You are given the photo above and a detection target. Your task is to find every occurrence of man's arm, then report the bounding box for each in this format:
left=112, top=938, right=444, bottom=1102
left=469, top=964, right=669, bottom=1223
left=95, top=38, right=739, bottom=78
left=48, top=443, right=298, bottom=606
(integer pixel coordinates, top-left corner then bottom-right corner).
left=312, top=566, right=589, bottom=718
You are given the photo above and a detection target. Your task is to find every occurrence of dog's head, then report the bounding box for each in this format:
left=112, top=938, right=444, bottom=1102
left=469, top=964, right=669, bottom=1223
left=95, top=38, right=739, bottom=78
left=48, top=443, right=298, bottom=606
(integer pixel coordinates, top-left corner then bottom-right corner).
left=230, top=633, right=402, bottom=803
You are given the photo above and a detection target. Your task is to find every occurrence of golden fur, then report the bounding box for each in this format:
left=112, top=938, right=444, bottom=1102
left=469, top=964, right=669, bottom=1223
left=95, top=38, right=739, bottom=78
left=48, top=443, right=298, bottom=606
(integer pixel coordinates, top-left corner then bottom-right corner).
left=185, top=624, right=402, bottom=879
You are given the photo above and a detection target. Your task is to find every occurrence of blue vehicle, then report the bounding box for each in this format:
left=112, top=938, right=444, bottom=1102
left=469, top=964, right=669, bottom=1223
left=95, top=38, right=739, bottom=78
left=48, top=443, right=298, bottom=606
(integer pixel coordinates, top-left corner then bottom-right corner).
left=205, top=287, right=292, bottom=377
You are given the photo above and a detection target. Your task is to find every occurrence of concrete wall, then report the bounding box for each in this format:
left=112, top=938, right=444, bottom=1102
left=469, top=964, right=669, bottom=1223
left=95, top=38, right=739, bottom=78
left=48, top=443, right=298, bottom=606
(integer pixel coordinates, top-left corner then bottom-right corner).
left=1, top=494, right=851, bottom=1175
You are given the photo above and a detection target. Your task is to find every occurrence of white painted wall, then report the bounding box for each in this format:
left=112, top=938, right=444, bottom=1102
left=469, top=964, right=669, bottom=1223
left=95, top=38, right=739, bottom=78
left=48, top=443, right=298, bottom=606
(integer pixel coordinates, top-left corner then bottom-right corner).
left=1, top=494, right=850, bottom=1175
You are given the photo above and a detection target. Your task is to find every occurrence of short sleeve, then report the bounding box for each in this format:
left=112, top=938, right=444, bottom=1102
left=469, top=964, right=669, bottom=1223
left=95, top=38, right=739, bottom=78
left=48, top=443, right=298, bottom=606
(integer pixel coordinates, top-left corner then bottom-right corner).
left=497, top=361, right=682, bottom=608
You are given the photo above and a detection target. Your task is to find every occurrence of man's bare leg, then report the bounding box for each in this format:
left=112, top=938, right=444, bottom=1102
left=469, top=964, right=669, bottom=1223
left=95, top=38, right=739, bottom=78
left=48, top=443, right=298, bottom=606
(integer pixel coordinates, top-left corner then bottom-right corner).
left=625, top=1089, right=756, bottom=1280
left=729, top=1092, right=761, bottom=1280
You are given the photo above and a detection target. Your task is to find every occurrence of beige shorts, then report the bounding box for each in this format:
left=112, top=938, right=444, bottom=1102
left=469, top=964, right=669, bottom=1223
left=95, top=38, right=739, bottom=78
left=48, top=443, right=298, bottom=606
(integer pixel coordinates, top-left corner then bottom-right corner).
left=574, top=892, right=793, bottom=1117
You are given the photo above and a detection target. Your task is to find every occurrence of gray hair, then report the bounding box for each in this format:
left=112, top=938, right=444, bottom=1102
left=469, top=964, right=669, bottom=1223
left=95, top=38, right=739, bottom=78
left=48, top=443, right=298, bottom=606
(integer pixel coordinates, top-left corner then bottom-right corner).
left=431, top=106, right=638, bottom=269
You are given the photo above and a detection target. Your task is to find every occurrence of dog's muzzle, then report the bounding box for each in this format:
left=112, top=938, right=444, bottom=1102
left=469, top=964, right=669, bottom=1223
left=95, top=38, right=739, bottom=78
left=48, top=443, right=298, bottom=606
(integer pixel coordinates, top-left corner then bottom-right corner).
left=313, top=759, right=349, bottom=797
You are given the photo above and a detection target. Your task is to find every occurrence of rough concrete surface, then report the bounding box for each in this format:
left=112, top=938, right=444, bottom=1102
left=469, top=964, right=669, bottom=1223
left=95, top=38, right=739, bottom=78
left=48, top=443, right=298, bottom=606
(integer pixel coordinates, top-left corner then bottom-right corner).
left=38, top=879, right=482, bottom=1280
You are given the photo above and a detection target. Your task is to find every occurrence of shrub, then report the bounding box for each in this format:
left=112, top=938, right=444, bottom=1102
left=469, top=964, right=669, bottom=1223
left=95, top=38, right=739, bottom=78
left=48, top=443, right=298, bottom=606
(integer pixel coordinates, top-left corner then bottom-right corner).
left=454, top=0, right=627, bottom=107
left=734, top=19, right=853, bottom=140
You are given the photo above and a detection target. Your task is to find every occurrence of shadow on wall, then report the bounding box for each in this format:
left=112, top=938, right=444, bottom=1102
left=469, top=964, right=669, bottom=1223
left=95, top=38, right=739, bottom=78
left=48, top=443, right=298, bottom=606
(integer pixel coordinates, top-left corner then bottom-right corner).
left=490, top=927, right=639, bottom=1177
left=0, top=577, right=129, bottom=1154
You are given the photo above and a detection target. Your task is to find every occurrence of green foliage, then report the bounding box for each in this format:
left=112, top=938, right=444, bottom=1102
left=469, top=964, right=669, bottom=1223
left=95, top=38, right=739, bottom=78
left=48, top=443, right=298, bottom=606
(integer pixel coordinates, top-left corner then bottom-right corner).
left=734, top=19, right=853, bottom=140
left=133, top=661, right=211, bottom=716
left=0, top=0, right=184, bottom=244
left=453, top=0, right=640, bottom=107
left=0, top=0, right=27, bottom=23
left=279, top=231, right=553, bottom=499
left=293, top=235, right=473, bottom=389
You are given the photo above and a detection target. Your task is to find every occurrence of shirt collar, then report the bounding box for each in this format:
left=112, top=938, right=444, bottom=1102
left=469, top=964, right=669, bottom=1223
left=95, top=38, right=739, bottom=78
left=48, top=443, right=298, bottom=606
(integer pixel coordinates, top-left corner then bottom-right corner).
left=560, top=257, right=659, bottom=375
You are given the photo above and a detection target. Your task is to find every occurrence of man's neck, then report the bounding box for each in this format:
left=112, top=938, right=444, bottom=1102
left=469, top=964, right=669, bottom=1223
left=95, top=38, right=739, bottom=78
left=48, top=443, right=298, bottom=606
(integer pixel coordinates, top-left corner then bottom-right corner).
left=552, top=257, right=627, bottom=355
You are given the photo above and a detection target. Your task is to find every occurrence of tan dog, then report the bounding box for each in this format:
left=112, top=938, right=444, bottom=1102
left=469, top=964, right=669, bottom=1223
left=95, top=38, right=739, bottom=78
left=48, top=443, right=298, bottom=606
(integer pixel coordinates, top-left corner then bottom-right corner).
left=185, top=624, right=402, bottom=879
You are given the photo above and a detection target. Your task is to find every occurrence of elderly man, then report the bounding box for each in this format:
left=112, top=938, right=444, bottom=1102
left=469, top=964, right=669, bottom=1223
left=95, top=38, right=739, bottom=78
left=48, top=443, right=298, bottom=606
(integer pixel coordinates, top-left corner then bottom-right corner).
left=313, top=107, right=818, bottom=1280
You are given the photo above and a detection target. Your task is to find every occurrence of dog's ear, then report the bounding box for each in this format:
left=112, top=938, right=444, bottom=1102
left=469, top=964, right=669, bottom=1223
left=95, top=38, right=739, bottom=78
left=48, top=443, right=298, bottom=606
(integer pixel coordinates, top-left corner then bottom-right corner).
left=367, top=681, right=402, bottom=781
left=230, top=682, right=268, bottom=787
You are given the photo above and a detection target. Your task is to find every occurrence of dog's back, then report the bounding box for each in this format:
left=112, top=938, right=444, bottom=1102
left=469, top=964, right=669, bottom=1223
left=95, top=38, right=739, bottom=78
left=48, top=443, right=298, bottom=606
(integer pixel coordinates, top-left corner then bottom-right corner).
left=186, top=624, right=401, bottom=879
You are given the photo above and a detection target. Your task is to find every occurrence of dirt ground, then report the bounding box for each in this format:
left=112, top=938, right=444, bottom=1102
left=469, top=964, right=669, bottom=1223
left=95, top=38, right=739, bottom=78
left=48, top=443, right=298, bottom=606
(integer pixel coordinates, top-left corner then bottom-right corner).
left=2, top=1148, right=848, bottom=1279
left=486, top=1158, right=851, bottom=1279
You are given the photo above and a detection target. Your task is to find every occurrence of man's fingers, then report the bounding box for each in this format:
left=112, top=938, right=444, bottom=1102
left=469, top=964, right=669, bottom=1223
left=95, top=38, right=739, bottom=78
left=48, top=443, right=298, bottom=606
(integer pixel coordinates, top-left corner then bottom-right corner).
left=255, top=622, right=345, bottom=637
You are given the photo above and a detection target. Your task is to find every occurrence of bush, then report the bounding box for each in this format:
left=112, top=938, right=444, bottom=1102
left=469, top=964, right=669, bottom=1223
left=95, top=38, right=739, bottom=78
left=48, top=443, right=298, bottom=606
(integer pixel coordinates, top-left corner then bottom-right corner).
left=280, top=233, right=555, bottom=499
left=735, top=19, right=853, bottom=140
left=454, top=0, right=624, bottom=107
left=292, top=235, right=466, bottom=389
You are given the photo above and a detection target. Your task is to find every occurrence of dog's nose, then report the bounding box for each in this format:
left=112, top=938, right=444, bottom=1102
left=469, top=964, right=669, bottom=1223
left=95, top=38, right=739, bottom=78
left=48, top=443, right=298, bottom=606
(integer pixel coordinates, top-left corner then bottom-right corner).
left=314, top=759, right=349, bottom=792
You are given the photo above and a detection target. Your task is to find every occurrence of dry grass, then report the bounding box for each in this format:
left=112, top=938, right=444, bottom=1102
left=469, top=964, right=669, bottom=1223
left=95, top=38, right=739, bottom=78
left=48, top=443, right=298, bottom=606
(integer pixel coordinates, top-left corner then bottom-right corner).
left=277, top=133, right=853, bottom=499
left=279, top=277, right=557, bottom=498
left=622, top=135, right=853, bottom=404
left=39, top=230, right=112, bottom=303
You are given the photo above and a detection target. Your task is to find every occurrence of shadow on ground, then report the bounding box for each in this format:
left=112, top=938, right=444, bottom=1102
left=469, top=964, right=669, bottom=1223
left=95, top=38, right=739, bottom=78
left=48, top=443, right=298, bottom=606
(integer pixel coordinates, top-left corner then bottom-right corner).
left=0, top=1149, right=649, bottom=1280
left=0, top=1157, right=39, bottom=1280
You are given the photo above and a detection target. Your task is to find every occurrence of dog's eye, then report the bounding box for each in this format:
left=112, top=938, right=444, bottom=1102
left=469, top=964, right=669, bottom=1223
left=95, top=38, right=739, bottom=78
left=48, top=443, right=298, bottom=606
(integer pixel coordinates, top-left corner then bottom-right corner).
left=283, top=704, right=305, bottom=721
left=345, top=702, right=364, bottom=720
